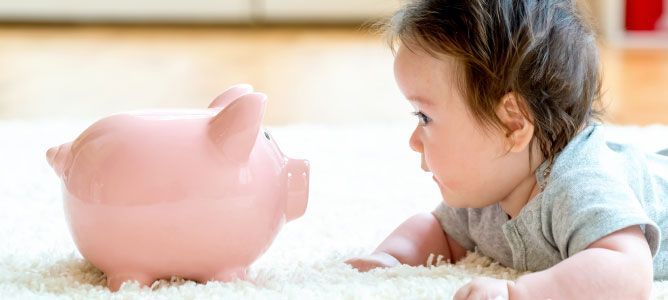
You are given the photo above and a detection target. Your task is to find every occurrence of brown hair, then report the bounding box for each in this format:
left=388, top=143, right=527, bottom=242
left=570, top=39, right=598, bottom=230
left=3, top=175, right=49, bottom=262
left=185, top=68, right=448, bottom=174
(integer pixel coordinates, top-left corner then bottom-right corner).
left=386, top=0, right=602, bottom=162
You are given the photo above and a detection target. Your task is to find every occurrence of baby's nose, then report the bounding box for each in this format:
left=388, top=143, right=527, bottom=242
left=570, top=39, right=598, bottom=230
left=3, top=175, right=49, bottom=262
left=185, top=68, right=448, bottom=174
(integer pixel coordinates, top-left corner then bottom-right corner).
left=409, top=128, right=422, bottom=153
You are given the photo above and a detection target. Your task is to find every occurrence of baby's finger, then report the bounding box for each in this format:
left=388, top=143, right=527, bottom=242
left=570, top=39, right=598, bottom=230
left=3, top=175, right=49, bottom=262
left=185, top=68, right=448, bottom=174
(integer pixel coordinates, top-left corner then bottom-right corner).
left=345, top=258, right=380, bottom=272
left=453, top=282, right=472, bottom=300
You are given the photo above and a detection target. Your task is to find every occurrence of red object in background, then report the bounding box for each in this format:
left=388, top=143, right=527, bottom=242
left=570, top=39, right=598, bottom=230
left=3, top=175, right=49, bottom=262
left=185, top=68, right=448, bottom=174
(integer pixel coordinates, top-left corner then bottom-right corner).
left=626, top=0, right=664, bottom=31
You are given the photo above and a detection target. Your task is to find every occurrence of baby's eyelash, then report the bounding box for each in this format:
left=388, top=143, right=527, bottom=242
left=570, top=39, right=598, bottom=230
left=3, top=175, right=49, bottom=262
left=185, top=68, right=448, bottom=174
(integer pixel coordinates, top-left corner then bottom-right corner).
left=412, top=111, right=432, bottom=126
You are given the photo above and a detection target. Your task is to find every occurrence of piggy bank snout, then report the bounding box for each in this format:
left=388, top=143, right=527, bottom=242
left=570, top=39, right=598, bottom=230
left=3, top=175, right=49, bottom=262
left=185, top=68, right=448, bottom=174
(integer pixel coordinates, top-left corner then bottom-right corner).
left=46, top=142, right=72, bottom=176
left=286, top=158, right=309, bottom=222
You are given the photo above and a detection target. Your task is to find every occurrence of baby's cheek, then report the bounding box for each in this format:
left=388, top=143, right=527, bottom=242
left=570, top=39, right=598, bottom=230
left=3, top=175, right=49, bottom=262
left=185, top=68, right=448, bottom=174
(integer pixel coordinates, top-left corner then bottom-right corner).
left=434, top=155, right=476, bottom=190
left=430, top=161, right=460, bottom=189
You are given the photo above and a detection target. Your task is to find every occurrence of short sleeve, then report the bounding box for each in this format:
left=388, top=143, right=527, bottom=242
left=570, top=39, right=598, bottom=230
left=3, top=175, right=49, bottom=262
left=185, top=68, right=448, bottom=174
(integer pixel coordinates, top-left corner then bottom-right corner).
left=547, top=171, right=661, bottom=258
left=432, top=202, right=476, bottom=251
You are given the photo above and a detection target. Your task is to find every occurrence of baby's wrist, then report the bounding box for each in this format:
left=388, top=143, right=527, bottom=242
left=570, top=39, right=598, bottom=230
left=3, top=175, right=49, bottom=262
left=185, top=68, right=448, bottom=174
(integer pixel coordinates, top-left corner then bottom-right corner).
left=506, top=279, right=530, bottom=300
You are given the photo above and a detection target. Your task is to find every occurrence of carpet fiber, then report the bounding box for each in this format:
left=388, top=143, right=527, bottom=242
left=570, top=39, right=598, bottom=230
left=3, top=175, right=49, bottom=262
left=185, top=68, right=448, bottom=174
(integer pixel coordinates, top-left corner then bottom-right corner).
left=1, top=120, right=667, bottom=299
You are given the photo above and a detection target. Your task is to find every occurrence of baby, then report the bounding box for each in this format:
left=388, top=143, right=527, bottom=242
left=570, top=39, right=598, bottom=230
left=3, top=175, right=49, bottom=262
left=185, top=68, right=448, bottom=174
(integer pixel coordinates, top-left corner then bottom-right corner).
left=346, top=0, right=668, bottom=299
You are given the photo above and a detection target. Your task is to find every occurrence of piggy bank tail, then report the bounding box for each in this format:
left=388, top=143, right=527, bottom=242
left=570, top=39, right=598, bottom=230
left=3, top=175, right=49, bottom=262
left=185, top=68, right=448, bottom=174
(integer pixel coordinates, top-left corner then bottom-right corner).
left=46, top=142, right=72, bottom=177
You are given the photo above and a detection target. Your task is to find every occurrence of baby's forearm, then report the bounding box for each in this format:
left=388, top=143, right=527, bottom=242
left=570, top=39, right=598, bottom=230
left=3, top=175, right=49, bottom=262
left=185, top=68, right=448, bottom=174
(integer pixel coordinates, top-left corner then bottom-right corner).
left=510, top=248, right=653, bottom=299
left=373, top=213, right=452, bottom=266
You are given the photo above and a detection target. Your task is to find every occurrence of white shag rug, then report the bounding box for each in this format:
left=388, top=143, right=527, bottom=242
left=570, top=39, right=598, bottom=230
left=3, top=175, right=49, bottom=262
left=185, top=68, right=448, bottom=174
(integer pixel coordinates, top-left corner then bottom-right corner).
left=1, top=119, right=668, bottom=299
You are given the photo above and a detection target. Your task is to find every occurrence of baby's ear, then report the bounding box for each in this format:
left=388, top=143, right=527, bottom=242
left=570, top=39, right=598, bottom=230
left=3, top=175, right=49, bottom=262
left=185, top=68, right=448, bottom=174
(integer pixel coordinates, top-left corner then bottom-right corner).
left=496, top=92, right=534, bottom=153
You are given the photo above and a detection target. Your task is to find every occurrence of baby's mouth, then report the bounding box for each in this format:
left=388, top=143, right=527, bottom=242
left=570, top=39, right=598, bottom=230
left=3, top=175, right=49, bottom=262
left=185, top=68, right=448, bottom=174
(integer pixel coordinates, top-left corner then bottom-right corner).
left=429, top=173, right=443, bottom=187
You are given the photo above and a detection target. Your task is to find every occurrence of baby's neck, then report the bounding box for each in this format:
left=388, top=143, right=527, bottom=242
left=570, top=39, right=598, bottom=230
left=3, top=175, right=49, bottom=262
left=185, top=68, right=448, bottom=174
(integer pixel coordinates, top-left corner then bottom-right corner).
left=499, top=149, right=546, bottom=219
left=499, top=174, right=541, bottom=219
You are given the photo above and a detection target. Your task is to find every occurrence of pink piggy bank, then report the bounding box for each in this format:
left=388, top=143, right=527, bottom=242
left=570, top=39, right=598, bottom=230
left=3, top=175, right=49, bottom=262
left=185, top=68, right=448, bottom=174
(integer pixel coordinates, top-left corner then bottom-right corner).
left=46, top=85, right=309, bottom=291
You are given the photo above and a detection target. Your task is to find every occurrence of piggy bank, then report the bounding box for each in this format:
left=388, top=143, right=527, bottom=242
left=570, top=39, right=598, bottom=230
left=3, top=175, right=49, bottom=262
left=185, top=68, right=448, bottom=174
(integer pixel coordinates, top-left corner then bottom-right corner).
left=46, top=84, right=309, bottom=291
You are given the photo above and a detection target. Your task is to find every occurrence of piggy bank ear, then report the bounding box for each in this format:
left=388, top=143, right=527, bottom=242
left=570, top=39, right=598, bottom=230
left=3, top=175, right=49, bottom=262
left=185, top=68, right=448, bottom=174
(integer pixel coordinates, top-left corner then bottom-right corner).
left=208, top=92, right=266, bottom=163
left=208, top=84, right=254, bottom=109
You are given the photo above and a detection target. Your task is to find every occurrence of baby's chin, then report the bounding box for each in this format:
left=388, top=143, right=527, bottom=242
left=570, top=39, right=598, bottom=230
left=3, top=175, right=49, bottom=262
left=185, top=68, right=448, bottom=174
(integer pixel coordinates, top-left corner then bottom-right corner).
left=434, top=177, right=487, bottom=208
left=439, top=187, right=491, bottom=209
left=438, top=188, right=467, bottom=208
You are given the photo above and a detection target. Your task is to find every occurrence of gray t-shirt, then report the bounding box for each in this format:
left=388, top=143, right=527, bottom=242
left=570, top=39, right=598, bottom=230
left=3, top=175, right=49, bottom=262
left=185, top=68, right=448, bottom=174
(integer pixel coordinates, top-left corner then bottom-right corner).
left=433, top=125, right=668, bottom=279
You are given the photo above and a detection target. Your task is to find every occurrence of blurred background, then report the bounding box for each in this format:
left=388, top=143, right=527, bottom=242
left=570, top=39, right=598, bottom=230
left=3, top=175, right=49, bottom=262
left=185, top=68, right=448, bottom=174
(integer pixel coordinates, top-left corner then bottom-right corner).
left=0, top=0, right=666, bottom=126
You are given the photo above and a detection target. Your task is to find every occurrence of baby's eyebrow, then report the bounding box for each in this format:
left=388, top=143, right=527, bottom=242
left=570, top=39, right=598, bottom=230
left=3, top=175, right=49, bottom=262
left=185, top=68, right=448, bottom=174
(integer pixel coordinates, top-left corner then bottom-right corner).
left=409, top=96, right=434, bottom=105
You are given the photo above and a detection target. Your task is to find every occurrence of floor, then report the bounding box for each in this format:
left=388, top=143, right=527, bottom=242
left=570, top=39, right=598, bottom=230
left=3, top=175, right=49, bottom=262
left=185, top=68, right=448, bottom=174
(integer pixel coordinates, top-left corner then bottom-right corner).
left=0, top=24, right=666, bottom=126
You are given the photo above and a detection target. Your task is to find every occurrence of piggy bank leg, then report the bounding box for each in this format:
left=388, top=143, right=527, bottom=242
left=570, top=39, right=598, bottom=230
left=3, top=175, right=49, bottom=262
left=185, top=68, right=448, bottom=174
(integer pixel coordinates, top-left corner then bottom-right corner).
left=211, top=267, right=247, bottom=282
left=106, top=273, right=155, bottom=291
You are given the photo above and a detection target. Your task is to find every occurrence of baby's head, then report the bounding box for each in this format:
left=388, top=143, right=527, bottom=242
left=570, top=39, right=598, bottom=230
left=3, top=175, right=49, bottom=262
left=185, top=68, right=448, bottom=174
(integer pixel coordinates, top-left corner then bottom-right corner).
left=387, top=0, right=602, bottom=208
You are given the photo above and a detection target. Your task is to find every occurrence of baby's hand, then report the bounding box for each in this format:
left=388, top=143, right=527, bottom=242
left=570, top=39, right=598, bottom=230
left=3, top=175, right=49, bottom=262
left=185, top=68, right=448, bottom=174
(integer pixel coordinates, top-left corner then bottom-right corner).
left=453, top=277, right=512, bottom=300
left=345, top=251, right=401, bottom=272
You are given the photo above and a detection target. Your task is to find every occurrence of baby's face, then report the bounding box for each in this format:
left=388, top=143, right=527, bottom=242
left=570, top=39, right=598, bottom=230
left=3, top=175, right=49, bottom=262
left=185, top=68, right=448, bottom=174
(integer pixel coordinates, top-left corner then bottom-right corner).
left=393, top=44, right=529, bottom=208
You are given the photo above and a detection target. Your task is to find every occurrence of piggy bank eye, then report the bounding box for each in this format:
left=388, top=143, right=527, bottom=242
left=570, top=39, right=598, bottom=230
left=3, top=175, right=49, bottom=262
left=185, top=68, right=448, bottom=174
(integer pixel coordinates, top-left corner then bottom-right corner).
left=264, top=131, right=271, bottom=140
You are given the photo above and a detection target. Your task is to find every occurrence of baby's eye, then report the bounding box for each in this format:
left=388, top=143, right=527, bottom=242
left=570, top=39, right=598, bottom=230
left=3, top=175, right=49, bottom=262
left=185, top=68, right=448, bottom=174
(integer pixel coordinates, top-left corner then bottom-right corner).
left=412, top=111, right=432, bottom=126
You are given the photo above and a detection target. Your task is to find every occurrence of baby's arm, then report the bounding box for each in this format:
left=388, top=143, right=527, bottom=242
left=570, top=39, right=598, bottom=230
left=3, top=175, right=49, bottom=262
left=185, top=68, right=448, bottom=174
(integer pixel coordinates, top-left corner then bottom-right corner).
left=509, top=225, right=653, bottom=299
left=346, top=212, right=468, bottom=271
